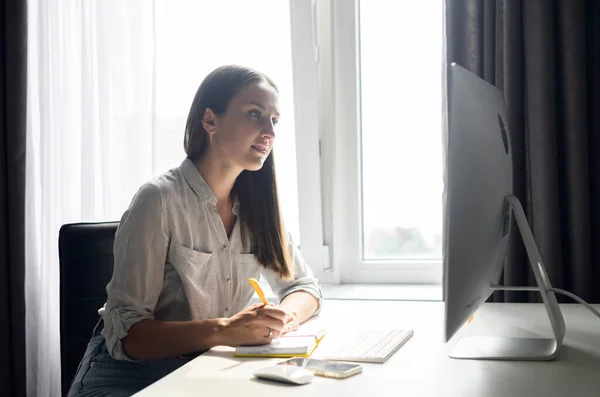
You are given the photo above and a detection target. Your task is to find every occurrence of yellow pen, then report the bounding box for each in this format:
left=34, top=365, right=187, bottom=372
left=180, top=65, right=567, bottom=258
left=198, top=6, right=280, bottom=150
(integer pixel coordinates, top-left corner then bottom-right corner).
left=248, top=278, right=270, bottom=305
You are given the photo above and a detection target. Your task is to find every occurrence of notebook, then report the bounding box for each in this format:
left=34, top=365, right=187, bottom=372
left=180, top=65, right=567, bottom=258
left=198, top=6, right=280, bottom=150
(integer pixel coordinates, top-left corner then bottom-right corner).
left=233, top=328, right=326, bottom=358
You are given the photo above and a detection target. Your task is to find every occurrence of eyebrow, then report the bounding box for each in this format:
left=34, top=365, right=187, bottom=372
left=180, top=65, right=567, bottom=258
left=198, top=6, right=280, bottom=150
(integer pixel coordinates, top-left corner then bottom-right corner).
left=248, top=101, right=280, bottom=116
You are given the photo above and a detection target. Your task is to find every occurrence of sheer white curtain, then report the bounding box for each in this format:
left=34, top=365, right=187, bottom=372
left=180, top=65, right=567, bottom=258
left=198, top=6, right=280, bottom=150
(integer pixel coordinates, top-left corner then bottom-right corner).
left=26, top=1, right=299, bottom=395
left=27, top=1, right=156, bottom=396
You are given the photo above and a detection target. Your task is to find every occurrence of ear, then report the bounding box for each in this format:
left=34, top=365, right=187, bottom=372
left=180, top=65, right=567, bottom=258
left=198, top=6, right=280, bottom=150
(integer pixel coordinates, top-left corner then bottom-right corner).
left=201, top=107, right=218, bottom=135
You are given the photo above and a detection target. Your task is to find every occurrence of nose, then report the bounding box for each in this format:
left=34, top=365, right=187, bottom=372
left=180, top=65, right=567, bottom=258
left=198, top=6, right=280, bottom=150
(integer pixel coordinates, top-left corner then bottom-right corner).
left=261, top=119, right=276, bottom=139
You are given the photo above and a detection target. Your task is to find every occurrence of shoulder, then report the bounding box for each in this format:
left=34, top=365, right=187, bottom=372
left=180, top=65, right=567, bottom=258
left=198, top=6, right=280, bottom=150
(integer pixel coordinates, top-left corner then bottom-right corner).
left=127, top=167, right=186, bottom=215
left=122, top=168, right=186, bottom=232
left=135, top=166, right=185, bottom=203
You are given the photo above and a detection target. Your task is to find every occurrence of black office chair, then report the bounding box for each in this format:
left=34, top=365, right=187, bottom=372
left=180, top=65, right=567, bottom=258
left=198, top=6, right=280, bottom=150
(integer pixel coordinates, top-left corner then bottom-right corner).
left=58, top=221, right=119, bottom=396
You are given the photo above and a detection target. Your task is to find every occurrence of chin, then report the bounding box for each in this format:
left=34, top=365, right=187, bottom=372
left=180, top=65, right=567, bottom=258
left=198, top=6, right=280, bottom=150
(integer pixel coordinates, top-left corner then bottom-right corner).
left=243, top=159, right=266, bottom=172
left=242, top=152, right=269, bottom=172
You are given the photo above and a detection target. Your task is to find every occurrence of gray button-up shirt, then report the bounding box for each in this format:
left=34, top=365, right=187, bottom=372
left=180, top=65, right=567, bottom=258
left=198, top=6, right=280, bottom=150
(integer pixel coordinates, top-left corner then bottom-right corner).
left=101, top=158, right=323, bottom=361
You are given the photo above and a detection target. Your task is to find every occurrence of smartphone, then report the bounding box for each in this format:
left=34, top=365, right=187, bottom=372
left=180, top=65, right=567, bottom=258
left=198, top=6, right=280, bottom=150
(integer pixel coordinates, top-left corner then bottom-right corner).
left=277, top=358, right=363, bottom=379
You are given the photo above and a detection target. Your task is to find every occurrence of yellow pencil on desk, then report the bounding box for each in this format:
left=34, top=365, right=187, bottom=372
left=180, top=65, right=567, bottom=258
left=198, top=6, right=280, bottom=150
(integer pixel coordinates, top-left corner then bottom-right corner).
left=249, top=277, right=271, bottom=305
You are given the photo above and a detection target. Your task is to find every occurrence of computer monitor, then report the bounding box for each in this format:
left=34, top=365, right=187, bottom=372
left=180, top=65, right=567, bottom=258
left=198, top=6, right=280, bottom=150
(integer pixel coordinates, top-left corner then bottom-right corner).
left=443, top=63, right=566, bottom=361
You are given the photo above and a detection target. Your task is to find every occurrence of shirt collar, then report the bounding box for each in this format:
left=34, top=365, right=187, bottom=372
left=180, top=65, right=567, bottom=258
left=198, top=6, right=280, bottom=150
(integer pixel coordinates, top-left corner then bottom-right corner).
left=179, top=158, right=241, bottom=216
left=179, top=158, right=216, bottom=204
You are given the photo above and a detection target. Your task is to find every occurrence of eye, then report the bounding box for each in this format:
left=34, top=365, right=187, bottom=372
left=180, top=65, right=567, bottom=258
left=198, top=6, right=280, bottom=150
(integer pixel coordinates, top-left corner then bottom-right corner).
left=248, top=109, right=261, bottom=118
left=272, top=118, right=279, bottom=126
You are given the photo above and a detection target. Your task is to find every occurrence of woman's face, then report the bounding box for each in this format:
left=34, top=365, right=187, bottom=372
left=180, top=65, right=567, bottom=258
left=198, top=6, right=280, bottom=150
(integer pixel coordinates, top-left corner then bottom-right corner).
left=204, top=79, right=280, bottom=172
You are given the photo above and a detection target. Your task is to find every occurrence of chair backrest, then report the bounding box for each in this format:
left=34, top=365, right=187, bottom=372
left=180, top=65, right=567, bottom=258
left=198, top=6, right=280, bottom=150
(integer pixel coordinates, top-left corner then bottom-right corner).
left=58, top=221, right=118, bottom=396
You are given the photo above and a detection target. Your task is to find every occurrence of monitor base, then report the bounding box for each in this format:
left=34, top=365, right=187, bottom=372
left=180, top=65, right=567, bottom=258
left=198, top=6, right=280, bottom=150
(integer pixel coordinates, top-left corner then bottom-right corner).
left=449, top=336, right=559, bottom=361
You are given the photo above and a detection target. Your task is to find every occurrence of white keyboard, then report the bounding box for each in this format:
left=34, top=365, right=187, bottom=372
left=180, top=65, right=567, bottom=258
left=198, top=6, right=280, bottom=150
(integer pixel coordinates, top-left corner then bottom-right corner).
left=324, top=329, right=414, bottom=363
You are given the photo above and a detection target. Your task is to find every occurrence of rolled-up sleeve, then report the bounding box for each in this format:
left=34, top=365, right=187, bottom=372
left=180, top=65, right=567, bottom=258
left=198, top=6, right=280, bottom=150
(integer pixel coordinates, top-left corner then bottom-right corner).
left=101, top=181, right=169, bottom=361
left=263, top=233, right=324, bottom=317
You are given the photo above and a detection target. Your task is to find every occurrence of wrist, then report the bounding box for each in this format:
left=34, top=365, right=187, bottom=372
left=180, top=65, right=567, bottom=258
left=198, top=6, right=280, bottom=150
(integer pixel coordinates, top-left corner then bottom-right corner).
left=195, top=318, right=229, bottom=350
left=214, top=317, right=232, bottom=346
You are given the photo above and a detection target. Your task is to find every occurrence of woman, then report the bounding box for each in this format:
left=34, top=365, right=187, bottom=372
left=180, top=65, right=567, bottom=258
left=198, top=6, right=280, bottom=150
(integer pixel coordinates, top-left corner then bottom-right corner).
left=68, top=65, right=323, bottom=397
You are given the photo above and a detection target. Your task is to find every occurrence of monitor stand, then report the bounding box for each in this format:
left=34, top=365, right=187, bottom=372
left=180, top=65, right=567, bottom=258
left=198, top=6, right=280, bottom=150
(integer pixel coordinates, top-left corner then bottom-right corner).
left=448, top=194, right=566, bottom=361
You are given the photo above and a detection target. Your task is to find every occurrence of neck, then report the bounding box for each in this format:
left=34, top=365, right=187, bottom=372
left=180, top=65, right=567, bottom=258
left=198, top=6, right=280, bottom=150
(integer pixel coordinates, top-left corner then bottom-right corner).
left=194, top=151, right=242, bottom=205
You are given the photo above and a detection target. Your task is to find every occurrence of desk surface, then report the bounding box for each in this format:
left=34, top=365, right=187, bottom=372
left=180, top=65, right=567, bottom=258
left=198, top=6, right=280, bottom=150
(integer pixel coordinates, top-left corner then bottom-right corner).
left=134, top=301, right=600, bottom=397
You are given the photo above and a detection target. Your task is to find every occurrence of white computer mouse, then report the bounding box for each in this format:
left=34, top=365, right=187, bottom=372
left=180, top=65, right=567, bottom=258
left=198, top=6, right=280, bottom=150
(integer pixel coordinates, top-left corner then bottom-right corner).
left=253, top=365, right=314, bottom=385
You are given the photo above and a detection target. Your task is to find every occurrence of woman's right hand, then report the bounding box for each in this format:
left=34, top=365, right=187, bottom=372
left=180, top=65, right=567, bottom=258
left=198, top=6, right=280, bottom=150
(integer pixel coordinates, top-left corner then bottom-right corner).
left=219, top=303, right=288, bottom=346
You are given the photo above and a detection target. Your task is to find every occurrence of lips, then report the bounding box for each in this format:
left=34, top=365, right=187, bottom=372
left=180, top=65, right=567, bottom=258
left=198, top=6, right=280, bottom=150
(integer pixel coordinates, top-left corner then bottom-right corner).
left=251, top=144, right=268, bottom=155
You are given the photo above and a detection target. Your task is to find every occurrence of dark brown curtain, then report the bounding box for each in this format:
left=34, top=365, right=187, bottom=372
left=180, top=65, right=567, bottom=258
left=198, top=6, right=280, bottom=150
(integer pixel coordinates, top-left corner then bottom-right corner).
left=446, top=0, right=600, bottom=303
left=0, top=0, right=27, bottom=396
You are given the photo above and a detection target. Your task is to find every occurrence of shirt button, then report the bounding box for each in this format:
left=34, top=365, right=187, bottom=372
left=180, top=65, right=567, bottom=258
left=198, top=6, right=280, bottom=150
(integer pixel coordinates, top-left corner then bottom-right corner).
left=222, top=244, right=227, bottom=249
left=227, top=277, right=231, bottom=283
left=225, top=306, right=230, bottom=312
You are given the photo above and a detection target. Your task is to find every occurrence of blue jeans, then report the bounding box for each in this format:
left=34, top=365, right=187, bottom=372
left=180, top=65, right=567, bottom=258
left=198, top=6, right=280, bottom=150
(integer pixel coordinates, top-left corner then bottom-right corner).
left=67, top=320, right=193, bottom=397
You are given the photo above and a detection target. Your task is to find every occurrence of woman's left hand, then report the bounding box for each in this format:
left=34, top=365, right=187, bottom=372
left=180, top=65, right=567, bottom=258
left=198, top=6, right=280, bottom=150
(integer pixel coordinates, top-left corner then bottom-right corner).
left=265, top=291, right=319, bottom=336
left=263, top=306, right=299, bottom=335
left=280, top=308, right=300, bottom=335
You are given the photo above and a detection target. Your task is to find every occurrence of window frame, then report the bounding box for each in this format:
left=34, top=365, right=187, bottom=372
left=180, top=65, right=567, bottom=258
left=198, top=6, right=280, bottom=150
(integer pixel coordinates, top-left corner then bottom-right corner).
left=315, top=0, right=443, bottom=284
left=288, top=0, right=334, bottom=284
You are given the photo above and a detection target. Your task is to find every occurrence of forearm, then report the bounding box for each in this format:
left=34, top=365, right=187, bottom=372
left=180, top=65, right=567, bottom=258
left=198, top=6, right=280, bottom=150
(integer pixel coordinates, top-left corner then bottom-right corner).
left=122, top=318, right=226, bottom=360
left=278, top=291, right=319, bottom=324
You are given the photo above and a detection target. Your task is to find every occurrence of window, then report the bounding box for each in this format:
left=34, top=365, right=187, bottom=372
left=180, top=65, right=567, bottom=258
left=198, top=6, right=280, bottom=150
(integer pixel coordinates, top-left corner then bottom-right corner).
left=359, top=1, right=444, bottom=261
left=319, top=0, right=444, bottom=284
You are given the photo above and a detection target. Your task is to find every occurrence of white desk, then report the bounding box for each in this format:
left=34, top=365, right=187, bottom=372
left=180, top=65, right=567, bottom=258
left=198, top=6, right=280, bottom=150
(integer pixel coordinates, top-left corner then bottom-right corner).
left=134, top=301, right=600, bottom=397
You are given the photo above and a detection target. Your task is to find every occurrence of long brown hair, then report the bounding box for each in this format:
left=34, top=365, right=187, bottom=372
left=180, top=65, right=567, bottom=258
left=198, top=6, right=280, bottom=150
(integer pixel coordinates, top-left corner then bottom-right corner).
left=184, top=65, right=293, bottom=280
